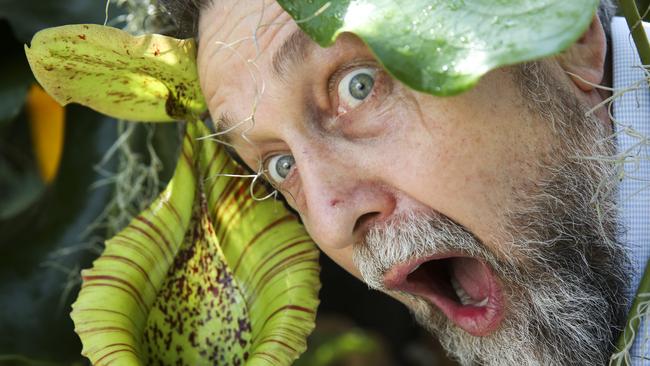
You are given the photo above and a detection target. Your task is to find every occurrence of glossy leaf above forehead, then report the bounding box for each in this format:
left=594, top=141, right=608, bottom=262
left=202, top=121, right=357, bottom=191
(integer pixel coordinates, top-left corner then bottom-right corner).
left=277, top=0, right=599, bottom=96
left=25, top=24, right=206, bottom=122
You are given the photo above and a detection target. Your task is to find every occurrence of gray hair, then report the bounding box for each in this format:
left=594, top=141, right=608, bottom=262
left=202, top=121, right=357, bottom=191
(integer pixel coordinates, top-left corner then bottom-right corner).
left=158, top=0, right=210, bottom=38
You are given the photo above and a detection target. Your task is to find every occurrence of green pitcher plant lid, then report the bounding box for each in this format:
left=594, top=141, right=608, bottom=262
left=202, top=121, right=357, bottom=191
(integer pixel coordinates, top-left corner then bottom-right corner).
left=23, top=1, right=599, bottom=364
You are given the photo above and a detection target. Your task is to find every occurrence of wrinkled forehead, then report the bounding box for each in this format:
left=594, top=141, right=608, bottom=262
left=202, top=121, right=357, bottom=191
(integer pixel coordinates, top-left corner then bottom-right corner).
left=196, top=0, right=301, bottom=113
left=198, top=0, right=293, bottom=46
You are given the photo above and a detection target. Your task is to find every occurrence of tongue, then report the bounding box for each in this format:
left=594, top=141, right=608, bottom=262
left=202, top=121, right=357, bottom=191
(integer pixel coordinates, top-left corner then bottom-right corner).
left=452, top=257, right=491, bottom=301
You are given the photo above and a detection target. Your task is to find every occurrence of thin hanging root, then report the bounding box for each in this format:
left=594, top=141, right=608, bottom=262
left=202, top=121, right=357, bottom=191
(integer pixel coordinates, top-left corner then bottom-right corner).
left=295, top=2, right=332, bottom=24
left=251, top=2, right=332, bottom=61
left=569, top=56, right=650, bottom=366
left=199, top=116, right=254, bottom=140
left=39, top=260, right=81, bottom=314
left=604, top=56, right=650, bottom=366
left=248, top=173, right=277, bottom=201
left=209, top=173, right=259, bottom=179
left=611, top=297, right=650, bottom=365
left=86, top=122, right=165, bottom=242
left=104, top=0, right=111, bottom=26
left=201, top=1, right=334, bottom=203
left=199, top=19, right=269, bottom=199
left=35, top=1, right=174, bottom=321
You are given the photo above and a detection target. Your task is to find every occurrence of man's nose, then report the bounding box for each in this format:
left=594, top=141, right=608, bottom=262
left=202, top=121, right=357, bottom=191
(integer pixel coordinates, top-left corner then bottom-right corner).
left=296, top=155, right=396, bottom=250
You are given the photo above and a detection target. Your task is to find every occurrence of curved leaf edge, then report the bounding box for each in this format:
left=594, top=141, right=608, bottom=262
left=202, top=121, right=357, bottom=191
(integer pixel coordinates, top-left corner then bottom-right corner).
left=71, top=121, right=320, bottom=366
left=24, top=24, right=207, bottom=122
left=70, top=125, right=197, bottom=364
left=278, top=1, right=599, bottom=96
left=197, top=121, right=321, bottom=366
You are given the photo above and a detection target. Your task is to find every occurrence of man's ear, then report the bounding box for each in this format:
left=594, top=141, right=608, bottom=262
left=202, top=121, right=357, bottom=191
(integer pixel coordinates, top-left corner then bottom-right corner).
left=557, top=15, right=607, bottom=92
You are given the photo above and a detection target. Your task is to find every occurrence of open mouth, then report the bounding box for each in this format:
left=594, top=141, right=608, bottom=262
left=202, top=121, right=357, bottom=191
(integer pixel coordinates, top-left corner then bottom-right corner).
left=383, top=254, right=504, bottom=336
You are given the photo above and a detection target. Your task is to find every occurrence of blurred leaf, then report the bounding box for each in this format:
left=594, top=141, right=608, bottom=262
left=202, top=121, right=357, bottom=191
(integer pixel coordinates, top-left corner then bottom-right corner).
left=639, top=0, right=650, bottom=22
left=0, top=354, right=82, bottom=366
left=296, top=329, right=381, bottom=366
left=0, top=0, right=109, bottom=43
left=0, top=159, right=45, bottom=220
left=0, top=20, right=33, bottom=128
left=27, top=84, right=66, bottom=183
left=0, top=112, right=45, bottom=220
left=25, top=24, right=206, bottom=122
left=71, top=121, right=320, bottom=365
left=0, top=63, right=31, bottom=127
left=278, top=0, right=599, bottom=96
left=0, top=106, right=119, bottom=362
left=0, top=112, right=182, bottom=363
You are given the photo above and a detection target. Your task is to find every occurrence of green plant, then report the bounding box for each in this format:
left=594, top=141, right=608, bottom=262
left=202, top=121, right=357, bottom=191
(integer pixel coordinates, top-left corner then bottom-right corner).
left=26, top=24, right=320, bottom=365
left=277, top=0, right=599, bottom=95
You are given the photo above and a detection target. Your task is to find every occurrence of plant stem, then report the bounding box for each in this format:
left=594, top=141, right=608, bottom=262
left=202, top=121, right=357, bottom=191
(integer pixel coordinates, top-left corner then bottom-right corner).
left=638, top=0, right=650, bottom=22
left=609, top=1, right=650, bottom=360
left=615, top=259, right=650, bottom=353
left=621, top=0, right=650, bottom=66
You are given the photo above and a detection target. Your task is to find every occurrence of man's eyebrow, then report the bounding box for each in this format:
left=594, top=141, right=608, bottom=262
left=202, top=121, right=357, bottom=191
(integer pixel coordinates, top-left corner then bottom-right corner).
left=271, top=29, right=314, bottom=78
left=217, top=31, right=314, bottom=135
left=215, top=112, right=256, bottom=172
left=216, top=112, right=236, bottom=144
left=213, top=31, right=315, bottom=165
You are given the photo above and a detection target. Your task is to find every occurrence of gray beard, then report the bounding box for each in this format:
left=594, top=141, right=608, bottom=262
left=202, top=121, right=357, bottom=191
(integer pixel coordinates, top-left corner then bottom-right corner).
left=353, top=62, right=631, bottom=366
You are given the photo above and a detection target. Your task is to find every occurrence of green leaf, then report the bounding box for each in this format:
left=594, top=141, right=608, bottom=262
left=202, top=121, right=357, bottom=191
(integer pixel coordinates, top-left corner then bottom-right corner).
left=198, top=123, right=321, bottom=366
left=24, top=24, right=207, bottom=122
left=277, top=0, right=599, bottom=96
left=71, top=121, right=320, bottom=365
left=0, top=108, right=120, bottom=362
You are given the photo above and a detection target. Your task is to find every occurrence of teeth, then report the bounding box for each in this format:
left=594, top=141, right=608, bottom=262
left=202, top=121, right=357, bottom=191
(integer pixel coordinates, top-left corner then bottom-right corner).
left=408, top=264, right=421, bottom=275
left=450, top=277, right=473, bottom=305
left=450, top=276, right=489, bottom=307
left=474, top=297, right=489, bottom=307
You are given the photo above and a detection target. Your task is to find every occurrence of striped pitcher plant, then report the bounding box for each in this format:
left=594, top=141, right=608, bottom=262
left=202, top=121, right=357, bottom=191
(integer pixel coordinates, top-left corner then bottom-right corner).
left=26, top=25, right=320, bottom=365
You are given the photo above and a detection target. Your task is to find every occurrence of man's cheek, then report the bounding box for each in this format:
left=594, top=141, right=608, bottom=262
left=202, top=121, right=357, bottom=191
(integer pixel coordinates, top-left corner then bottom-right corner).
left=319, top=245, right=361, bottom=280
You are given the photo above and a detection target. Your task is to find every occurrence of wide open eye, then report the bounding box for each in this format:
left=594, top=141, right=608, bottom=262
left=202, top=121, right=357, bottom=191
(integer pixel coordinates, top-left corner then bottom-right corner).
left=266, top=154, right=295, bottom=184
left=337, top=67, right=376, bottom=111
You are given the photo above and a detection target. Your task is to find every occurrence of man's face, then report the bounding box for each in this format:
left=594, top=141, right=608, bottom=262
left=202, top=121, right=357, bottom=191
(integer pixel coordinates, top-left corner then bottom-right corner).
left=197, top=1, right=629, bottom=364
